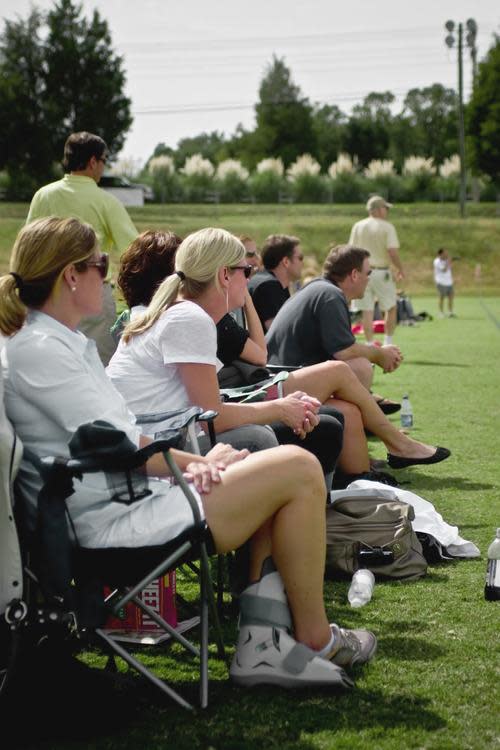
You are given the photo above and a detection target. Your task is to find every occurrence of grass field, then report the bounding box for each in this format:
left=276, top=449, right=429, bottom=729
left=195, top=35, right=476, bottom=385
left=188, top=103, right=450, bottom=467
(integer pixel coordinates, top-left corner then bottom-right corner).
left=6, top=296, right=500, bottom=750
left=1, top=202, right=499, bottom=293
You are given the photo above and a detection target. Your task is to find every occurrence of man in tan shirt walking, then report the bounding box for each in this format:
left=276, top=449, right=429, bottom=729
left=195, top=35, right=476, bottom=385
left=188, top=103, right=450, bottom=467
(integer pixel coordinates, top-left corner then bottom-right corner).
left=349, top=196, right=405, bottom=345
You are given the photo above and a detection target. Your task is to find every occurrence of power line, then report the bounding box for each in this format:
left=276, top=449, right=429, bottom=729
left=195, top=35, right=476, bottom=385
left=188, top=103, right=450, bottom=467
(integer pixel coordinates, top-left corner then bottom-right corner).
left=132, top=83, right=470, bottom=117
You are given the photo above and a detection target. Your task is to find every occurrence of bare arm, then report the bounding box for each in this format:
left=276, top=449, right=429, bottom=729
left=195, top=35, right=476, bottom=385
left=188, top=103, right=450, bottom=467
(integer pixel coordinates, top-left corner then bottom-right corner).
left=178, top=362, right=319, bottom=436
left=388, top=247, right=404, bottom=281
left=139, top=435, right=248, bottom=494
left=239, top=291, right=267, bottom=366
left=335, top=342, right=403, bottom=373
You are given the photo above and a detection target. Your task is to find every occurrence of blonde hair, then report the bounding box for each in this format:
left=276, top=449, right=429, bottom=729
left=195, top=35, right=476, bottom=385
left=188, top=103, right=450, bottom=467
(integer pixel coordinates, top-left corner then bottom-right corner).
left=123, top=227, right=245, bottom=342
left=0, top=216, right=97, bottom=336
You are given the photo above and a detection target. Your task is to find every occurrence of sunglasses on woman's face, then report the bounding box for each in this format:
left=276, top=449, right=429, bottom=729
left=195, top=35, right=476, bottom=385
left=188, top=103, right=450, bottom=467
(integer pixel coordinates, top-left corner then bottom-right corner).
left=85, top=253, right=109, bottom=279
left=229, top=264, right=253, bottom=279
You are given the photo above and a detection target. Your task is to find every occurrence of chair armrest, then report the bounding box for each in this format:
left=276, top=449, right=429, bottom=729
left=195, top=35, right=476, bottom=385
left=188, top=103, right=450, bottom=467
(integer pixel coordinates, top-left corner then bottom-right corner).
left=37, top=434, right=183, bottom=477
left=136, top=406, right=218, bottom=434
left=136, top=405, right=203, bottom=431
left=265, top=364, right=302, bottom=372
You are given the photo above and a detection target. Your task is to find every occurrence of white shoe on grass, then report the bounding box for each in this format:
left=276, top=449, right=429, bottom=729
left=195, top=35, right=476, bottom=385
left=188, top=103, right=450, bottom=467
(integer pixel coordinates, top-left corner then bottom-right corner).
left=328, top=623, right=377, bottom=668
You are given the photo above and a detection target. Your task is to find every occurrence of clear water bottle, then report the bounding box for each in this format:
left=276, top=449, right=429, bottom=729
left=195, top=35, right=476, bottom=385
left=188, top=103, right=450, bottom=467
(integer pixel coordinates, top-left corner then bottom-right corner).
left=348, top=569, right=375, bottom=608
left=485, top=528, right=500, bottom=601
left=400, top=394, right=413, bottom=429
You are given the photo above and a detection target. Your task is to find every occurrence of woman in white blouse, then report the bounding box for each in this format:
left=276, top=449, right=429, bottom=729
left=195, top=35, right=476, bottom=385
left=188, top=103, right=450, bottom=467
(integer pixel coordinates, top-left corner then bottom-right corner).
left=0, top=216, right=376, bottom=690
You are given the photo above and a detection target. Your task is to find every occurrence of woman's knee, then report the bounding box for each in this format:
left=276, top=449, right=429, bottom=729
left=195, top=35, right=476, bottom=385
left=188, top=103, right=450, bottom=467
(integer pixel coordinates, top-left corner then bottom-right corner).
left=217, top=424, right=279, bottom=452
left=347, top=357, right=373, bottom=387
left=279, top=444, right=325, bottom=489
left=338, top=400, right=363, bottom=429
left=324, top=359, right=350, bottom=380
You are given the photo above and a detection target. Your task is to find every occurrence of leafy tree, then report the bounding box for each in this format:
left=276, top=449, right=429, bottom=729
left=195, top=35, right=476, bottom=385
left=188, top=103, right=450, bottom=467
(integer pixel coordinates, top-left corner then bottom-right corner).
left=389, top=113, right=420, bottom=171
left=0, top=10, right=54, bottom=197
left=254, top=56, right=316, bottom=166
left=467, top=36, right=500, bottom=187
left=311, top=104, right=347, bottom=170
left=152, top=142, right=175, bottom=158
left=0, top=0, right=132, bottom=198
left=341, top=91, right=395, bottom=167
left=225, top=124, right=264, bottom=171
left=174, top=131, right=230, bottom=168
left=401, top=84, right=457, bottom=165
left=44, top=0, right=132, bottom=157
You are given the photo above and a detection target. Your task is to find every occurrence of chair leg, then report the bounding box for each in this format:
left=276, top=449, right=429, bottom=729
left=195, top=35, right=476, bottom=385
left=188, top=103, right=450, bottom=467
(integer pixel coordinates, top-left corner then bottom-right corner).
left=216, top=554, right=225, bottom=614
left=200, top=545, right=226, bottom=662
left=199, top=587, right=209, bottom=709
left=96, top=628, right=195, bottom=712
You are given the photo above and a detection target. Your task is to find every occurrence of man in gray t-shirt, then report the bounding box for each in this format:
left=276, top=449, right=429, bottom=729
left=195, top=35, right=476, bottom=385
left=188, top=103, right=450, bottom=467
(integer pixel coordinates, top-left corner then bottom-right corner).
left=266, top=278, right=355, bottom=367
left=266, top=244, right=403, bottom=392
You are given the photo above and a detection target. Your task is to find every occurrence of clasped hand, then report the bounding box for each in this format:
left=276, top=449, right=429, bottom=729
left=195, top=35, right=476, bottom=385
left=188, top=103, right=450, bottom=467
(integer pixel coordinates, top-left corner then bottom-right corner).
left=183, top=442, right=249, bottom=494
left=279, top=390, right=321, bottom=439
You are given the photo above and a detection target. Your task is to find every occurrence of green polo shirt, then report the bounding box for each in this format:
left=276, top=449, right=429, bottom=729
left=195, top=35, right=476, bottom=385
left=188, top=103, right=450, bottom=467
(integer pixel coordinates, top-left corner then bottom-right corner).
left=27, top=174, right=138, bottom=253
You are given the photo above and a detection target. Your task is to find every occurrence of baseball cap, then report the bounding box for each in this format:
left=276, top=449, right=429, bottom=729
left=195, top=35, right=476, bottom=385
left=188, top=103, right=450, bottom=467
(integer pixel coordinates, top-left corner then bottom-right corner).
left=366, top=195, right=393, bottom=212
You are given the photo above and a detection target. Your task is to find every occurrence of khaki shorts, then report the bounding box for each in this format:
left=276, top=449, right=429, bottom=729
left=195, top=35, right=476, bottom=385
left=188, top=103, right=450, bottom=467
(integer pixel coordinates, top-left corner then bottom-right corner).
left=78, top=281, right=117, bottom=366
left=356, top=269, right=397, bottom=312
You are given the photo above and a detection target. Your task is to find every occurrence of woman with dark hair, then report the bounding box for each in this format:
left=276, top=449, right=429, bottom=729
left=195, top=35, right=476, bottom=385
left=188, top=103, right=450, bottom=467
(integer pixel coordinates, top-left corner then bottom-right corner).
left=111, top=230, right=183, bottom=341
left=118, top=230, right=183, bottom=309
left=1, top=217, right=375, bottom=690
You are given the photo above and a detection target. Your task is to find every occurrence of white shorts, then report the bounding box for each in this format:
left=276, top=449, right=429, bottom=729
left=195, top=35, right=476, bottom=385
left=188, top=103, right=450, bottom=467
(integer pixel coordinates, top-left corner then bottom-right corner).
left=71, top=476, right=205, bottom=549
left=356, top=269, right=397, bottom=312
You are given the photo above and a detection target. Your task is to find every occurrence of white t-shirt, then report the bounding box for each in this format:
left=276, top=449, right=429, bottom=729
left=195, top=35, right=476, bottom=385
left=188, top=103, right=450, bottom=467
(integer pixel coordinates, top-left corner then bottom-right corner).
left=107, top=300, right=222, bottom=425
left=433, top=257, right=453, bottom=286
left=349, top=216, right=399, bottom=267
left=2, top=311, right=203, bottom=548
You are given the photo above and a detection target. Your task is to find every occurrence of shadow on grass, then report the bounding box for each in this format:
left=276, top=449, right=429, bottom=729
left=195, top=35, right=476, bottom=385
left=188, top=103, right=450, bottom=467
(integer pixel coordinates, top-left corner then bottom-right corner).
left=395, top=473, right=493, bottom=492
left=4, top=646, right=447, bottom=749
left=190, top=684, right=447, bottom=749
left=406, top=360, right=471, bottom=367
left=4, top=648, right=148, bottom=748
left=377, top=635, right=447, bottom=661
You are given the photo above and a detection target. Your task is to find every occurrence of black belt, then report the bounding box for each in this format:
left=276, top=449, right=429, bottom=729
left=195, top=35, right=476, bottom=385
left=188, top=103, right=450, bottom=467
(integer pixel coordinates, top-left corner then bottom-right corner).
left=372, top=266, right=389, bottom=270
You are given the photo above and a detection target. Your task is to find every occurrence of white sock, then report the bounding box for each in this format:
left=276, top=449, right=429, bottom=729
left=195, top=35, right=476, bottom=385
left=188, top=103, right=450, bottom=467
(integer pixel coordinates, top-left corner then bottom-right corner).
left=315, top=627, right=335, bottom=658
left=384, top=335, right=393, bottom=345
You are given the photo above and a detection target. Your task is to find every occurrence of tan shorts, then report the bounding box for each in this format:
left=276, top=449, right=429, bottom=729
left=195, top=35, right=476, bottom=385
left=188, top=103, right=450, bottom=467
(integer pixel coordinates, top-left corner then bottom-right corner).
left=78, top=281, right=117, bottom=366
left=356, top=269, right=397, bottom=312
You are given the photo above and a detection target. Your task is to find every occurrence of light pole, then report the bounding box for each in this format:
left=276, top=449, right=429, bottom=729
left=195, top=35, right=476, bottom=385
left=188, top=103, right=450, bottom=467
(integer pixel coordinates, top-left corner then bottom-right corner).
left=445, top=19, right=478, bottom=218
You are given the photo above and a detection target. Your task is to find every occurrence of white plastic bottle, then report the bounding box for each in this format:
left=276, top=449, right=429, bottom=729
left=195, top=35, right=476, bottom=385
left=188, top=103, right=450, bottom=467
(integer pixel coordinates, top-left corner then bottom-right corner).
left=347, top=569, right=375, bottom=608
left=400, top=394, right=413, bottom=429
left=485, top=528, right=500, bottom=601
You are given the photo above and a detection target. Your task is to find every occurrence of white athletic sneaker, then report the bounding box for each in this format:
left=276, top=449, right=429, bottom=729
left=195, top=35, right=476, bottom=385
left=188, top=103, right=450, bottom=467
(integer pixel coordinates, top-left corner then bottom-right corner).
left=328, top=624, right=377, bottom=668
left=230, top=625, right=354, bottom=689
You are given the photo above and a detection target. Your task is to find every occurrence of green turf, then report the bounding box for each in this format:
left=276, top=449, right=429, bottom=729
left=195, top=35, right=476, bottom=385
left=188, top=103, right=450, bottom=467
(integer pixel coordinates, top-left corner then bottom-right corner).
left=13, top=296, right=499, bottom=750
left=1, top=202, right=499, bottom=293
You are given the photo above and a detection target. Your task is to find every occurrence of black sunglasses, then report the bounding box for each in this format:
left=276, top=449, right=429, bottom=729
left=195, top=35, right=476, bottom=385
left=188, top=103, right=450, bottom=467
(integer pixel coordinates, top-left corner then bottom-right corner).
left=85, top=253, right=109, bottom=279
left=229, top=264, right=253, bottom=279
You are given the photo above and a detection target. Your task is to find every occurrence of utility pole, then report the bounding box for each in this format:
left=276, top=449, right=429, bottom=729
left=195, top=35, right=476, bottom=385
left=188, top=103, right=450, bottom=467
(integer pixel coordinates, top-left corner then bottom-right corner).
left=445, top=19, right=478, bottom=218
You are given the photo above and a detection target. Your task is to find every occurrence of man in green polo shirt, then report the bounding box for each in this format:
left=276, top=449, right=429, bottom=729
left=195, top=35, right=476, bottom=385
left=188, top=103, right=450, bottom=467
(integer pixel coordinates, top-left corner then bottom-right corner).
left=27, top=131, right=138, bottom=364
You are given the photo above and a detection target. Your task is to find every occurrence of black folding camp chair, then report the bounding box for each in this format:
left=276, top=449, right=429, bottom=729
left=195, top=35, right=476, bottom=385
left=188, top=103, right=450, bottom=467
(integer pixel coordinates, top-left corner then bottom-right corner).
left=8, top=418, right=226, bottom=711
